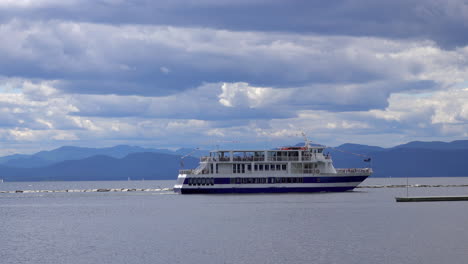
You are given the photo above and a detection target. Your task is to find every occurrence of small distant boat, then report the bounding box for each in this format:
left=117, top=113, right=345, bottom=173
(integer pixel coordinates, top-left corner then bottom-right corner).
left=0, top=179, right=3, bottom=183
left=174, top=137, right=372, bottom=194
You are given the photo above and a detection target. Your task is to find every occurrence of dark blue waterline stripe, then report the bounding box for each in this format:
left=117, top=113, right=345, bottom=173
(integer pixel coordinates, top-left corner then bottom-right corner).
left=183, top=175, right=368, bottom=185
left=176, top=186, right=356, bottom=194
left=303, top=176, right=367, bottom=183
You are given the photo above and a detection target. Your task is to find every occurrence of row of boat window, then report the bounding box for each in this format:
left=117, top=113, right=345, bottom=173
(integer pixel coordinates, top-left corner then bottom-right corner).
left=233, top=164, right=287, bottom=173
left=230, top=177, right=305, bottom=184
left=187, top=177, right=306, bottom=186
left=188, top=178, right=215, bottom=186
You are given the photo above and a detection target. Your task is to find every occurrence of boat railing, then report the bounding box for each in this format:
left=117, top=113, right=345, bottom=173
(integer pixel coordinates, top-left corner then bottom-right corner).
left=336, top=168, right=373, bottom=174
left=234, top=156, right=266, bottom=161
left=201, top=156, right=265, bottom=162
left=301, top=154, right=331, bottom=161
left=200, top=157, right=231, bottom=162
left=179, top=169, right=210, bottom=175
left=179, top=169, right=195, bottom=174
left=199, top=156, right=332, bottom=162
left=267, top=157, right=299, bottom=161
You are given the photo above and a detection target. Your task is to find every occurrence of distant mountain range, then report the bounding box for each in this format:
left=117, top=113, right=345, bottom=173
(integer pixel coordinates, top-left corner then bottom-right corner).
left=0, top=145, right=208, bottom=168
left=0, top=140, right=467, bottom=181
left=0, top=152, right=199, bottom=182
left=326, top=141, right=468, bottom=178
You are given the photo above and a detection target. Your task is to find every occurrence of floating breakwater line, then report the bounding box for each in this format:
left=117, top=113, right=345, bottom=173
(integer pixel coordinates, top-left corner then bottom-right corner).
left=0, top=188, right=174, bottom=194
left=357, top=184, right=468, bottom=189
left=2, top=184, right=468, bottom=194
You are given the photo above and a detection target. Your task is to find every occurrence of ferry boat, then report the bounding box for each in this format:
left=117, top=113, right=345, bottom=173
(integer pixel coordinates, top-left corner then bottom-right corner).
left=174, top=141, right=372, bottom=194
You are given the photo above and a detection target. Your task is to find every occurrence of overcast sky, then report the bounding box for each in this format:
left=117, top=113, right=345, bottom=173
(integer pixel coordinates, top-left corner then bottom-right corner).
left=1, top=0, right=468, bottom=154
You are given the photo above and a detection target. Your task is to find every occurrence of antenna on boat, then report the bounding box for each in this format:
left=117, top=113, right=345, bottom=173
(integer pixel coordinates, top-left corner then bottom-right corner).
left=301, top=131, right=311, bottom=148
left=180, top=147, right=199, bottom=169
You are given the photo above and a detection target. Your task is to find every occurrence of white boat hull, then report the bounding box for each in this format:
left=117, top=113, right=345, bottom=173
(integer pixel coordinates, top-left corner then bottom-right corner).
left=174, top=173, right=370, bottom=194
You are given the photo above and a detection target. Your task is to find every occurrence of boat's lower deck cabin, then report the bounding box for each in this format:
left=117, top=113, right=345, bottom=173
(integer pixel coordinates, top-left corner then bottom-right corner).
left=187, top=176, right=307, bottom=186
left=202, top=162, right=325, bottom=175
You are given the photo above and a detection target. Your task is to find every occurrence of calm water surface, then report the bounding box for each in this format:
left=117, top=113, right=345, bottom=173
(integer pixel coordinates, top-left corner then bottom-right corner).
left=1, top=177, right=468, bottom=264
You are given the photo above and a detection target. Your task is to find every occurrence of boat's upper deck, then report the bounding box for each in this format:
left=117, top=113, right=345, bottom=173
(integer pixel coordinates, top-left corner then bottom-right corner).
left=200, top=146, right=331, bottom=163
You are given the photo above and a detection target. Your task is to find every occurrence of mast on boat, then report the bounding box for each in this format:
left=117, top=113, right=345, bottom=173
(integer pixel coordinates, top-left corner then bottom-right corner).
left=301, top=131, right=311, bottom=148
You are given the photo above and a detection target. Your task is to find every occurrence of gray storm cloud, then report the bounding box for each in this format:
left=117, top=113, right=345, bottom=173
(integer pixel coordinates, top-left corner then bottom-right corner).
left=0, top=0, right=467, bottom=153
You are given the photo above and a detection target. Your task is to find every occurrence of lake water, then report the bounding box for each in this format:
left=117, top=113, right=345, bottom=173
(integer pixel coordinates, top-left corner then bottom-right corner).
left=1, top=177, right=468, bottom=264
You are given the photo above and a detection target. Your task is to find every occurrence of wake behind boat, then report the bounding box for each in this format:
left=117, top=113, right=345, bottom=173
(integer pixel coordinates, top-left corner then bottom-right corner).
left=174, top=140, right=372, bottom=194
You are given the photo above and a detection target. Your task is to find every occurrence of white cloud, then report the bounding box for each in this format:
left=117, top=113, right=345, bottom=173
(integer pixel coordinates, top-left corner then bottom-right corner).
left=22, top=80, right=61, bottom=101
left=1, top=19, right=467, bottom=100
left=218, top=82, right=287, bottom=108
left=0, top=18, right=468, bottom=153
left=0, top=0, right=74, bottom=8
left=167, top=120, right=207, bottom=129
left=371, top=88, right=468, bottom=125
left=1, top=76, right=467, bottom=155
left=160, top=66, right=170, bottom=74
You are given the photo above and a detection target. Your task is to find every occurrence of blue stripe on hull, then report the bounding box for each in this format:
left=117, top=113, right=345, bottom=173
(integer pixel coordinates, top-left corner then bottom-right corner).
left=184, top=175, right=369, bottom=185
left=176, top=186, right=356, bottom=194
